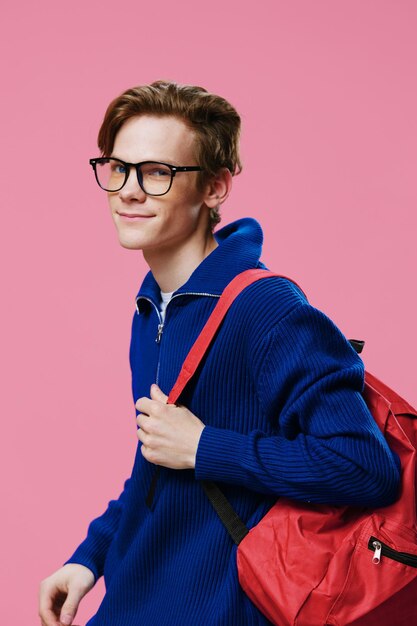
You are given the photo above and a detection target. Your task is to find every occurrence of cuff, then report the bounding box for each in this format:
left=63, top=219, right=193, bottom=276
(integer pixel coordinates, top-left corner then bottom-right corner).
left=63, top=544, right=103, bottom=583
left=195, top=425, right=251, bottom=485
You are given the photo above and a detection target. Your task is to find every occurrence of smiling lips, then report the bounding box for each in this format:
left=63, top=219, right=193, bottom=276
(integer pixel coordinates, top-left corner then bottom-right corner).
left=118, top=212, right=155, bottom=220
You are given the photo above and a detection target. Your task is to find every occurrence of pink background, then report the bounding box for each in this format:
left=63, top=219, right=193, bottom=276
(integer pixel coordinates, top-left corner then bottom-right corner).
left=1, top=1, right=416, bottom=624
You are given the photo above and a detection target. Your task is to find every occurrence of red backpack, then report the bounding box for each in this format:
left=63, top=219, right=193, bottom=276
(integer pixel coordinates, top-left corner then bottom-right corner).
left=168, top=269, right=417, bottom=626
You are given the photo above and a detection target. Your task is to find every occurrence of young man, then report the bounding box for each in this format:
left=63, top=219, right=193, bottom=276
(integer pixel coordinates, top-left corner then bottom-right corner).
left=39, top=80, right=400, bottom=626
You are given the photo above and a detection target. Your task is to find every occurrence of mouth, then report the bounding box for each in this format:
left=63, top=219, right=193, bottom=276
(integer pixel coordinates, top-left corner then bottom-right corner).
left=117, top=212, right=155, bottom=222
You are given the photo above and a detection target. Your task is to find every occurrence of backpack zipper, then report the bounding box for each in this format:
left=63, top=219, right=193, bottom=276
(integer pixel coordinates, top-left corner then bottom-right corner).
left=368, top=536, right=417, bottom=567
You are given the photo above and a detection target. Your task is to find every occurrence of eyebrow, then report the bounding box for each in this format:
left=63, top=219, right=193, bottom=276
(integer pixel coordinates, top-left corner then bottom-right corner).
left=110, top=154, right=181, bottom=166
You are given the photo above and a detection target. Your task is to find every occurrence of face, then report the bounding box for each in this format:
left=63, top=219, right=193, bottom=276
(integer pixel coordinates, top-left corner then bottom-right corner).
left=107, top=115, right=212, bottom=254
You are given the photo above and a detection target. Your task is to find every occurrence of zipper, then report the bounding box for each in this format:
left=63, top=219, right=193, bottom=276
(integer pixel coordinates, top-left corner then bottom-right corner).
left=136, top=290, right=221, bottom=509
left=136, top=297, right=164, bottom=342
left=136, top=296, right=164, bottom=384
left=156, top=323, right=164, bottom=343
left=136, top=292, right=220, bottom=343
left=136, top=292, right=220, bottom=386
left=368, top=536, right=417, bottom=567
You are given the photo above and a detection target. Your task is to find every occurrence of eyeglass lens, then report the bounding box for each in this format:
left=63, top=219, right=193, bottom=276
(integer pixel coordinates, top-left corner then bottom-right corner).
left=95, top=159, right=173, bottom=194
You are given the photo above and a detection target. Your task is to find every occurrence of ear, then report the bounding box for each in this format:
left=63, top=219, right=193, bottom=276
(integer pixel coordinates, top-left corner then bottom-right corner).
left=202, top=168, right=233, bottom=209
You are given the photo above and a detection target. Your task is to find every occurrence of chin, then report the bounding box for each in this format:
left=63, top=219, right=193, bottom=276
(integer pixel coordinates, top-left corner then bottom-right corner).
left=120, top=242, right=145, bottom=251
left=120, top=242, right=143, bottom=250
left=116, top=234, right=145, bottom=250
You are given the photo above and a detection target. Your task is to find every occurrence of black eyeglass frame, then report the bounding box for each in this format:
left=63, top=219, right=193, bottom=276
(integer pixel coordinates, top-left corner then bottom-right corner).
left=89, top=157, right=203, bottom=196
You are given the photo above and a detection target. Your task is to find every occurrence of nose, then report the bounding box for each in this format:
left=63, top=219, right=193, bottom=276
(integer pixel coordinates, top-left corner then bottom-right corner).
left=118, top=165, right=147, bottom=202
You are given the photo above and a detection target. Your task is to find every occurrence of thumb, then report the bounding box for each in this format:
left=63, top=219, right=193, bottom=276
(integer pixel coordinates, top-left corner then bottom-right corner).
left=59, top=588, right=83, bottom=625
left=150, top=383, right=168, bottom=404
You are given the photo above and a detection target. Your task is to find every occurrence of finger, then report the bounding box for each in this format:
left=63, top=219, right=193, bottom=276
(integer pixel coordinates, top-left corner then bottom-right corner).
left=136, top=425, right=148, bottom=444
left=39, top=607, right=60, bottom=626
left=39, top=585, right=62, bottom=626
left=59, top=585, right=85, bottom=625
left=137, top=418, right=160, bottom=446
left=135, top=396, right=153, bottom=413
left=140, top=443, right=158, bottom=464
left=40, top=620, right=56, bottom=626
left=150, top=384, right=168, bottom=404
left=136, top=413, right=151, bottom=430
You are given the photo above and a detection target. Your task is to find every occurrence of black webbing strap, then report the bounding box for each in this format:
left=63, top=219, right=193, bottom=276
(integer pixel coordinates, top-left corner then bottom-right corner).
left=201, top=480, right=249, bottom=545
left=145, top=466, right=161, bottom=509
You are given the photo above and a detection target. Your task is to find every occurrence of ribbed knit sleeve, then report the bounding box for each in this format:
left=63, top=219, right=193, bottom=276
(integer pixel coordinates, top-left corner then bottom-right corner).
left=63, top=477, right=131, bottom=582
left=195, top=303, right=400, bottom=507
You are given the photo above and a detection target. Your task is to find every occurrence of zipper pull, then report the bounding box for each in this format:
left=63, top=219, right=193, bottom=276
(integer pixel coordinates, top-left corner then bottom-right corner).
left=372, top=540, right=382, bottom=564
left=156, top=323, right=164, bottom=343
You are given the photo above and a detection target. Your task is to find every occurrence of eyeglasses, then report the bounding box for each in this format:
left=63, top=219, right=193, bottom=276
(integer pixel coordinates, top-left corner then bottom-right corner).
left=89, top=157, right=203, bottom=196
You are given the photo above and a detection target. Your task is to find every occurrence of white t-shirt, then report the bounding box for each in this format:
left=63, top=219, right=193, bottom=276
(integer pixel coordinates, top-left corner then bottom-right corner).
left=159, top=290, right=174, bottom=323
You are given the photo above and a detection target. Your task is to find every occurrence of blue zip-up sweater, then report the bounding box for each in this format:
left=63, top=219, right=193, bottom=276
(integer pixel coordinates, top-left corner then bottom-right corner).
left=64, top=217, right=400, bottom=626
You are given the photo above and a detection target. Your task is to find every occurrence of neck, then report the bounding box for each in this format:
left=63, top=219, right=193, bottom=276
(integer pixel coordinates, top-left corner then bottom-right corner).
left=143, top=228, right=218, bottom=293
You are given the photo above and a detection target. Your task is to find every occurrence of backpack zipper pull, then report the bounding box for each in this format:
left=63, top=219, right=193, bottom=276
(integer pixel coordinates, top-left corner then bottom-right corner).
left=372, top=540, right=382, bottom=564
left=156, top=323, right=164, bottom=343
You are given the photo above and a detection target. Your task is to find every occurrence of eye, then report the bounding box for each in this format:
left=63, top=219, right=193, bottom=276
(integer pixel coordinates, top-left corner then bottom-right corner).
left=142, top=164, right=172, bottom=177
left=151, top=168, right=170, bottom=177
left=112, top=161, right=127, bottom=174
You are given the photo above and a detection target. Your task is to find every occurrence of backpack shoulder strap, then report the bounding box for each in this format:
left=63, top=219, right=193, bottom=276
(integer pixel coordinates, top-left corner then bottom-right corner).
left=146, top=269, right=303, bottom=510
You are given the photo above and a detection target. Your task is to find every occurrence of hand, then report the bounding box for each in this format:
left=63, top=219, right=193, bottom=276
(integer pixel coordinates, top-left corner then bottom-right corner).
left=135, top=384, right=205, bottom=470
left=39, top=563, right=95, bottom=626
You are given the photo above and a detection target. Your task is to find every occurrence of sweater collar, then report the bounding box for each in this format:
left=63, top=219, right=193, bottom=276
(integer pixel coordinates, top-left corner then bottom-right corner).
left=135, top=217, right=264, bottom=307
